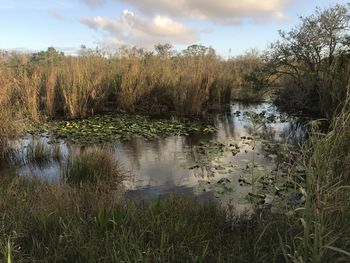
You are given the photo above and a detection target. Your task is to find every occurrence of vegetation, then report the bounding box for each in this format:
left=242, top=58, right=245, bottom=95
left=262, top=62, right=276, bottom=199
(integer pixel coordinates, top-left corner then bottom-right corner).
left=0, top=58, right=23, bottom=164
left=284, top=95, right=350, bottom=262
left=268, top=4, right=350, bottom=117
left=0, top=2, right=350, bottom=263
left=2, top=104, right=350, bottom=261
left=24, top=140, right=52, bottom=166
left=0, top=175, right=298, bottom=262
left=0, top=44, right=266, bottom=124
left=65, top=147, right=122, bottom=186
left=30, top=113, right=216, bottom=144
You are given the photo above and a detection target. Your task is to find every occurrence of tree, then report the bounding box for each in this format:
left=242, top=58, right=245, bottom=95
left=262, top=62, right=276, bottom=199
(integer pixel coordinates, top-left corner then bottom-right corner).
left=235, top=49, right=269, bottom=90
left=31, top=47, right=64, bottom=63
left=267, top=4, right=350, bottom=115
left=183, top=44, right=216, bottom=57
left=154, top=43, right=173, bottom=58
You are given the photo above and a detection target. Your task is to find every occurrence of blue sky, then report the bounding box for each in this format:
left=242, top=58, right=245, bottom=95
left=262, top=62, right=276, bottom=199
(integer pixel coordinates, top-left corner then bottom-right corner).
left=0, top=0, right=347, bottom=56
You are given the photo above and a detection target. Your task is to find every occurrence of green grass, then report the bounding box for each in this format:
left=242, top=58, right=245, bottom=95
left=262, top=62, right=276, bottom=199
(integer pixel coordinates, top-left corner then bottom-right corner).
left=0, top=175, right=300, bottom=262
left=281, top=100, right=350, bottom=262
left=24, top=140, right=52, bottom=166
left=65, top=147, right=122, bottom=186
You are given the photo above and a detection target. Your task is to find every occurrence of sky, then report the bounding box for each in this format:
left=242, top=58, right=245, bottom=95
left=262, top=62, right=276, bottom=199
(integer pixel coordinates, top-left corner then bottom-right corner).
left=0, top=0, right=347, bottom=56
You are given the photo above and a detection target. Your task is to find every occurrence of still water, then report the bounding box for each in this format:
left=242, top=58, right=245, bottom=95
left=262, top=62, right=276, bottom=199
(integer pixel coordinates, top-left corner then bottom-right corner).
left=17, top=102, right=307, bottom=207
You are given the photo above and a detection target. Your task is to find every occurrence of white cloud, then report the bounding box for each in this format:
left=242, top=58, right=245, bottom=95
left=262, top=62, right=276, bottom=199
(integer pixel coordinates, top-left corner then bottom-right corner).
left=80, top=10, right=198, bottom=48
left=81, top=0, right=294, bottom=23
left=132, top=0, right=292, bottom=23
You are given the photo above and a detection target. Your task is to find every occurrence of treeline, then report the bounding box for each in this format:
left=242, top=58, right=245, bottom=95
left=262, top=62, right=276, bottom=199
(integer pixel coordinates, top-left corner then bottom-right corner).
left=267, top=4, right=350, bottom=118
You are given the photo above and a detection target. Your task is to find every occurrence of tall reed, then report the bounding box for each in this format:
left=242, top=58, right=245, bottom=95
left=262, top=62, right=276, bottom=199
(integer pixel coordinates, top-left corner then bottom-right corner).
left=283, top=89, right=350, bottom=262
left=18, top=66, right=41, bottom=122
left=57, top=55, right=109, bottom=118
left=0, top=60, right=23, bottom=162
left=0, top=46, right=266, bottom=123
left=42, top=63, right=58, bottom=118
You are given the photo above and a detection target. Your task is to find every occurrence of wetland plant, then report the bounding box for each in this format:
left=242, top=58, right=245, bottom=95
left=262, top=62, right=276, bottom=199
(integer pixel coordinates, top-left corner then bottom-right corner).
left=282, top=95, right=350, bottom=262
left=65, top=147, right=122, bottom=185
left=52, top=143, right=63, bottom=162
left=0, top=174, right=298, bottom=262
left=25, top=140, right=52, bottom=166
left=35, top=113, right=216, bottom=144
left=244, top=111, right=267, bottom=196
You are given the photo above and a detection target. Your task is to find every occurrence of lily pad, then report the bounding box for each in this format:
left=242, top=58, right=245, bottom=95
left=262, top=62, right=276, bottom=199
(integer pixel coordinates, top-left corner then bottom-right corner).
left=28, top=113, right=216, bottom=144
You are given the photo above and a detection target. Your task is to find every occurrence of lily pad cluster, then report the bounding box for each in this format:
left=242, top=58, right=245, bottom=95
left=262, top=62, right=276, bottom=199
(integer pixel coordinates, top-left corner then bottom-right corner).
left=186, top=135, right=303, bottom=207
left=187, top=141, right=226, bottom=170
left=29, top=113, right=216, bottom=144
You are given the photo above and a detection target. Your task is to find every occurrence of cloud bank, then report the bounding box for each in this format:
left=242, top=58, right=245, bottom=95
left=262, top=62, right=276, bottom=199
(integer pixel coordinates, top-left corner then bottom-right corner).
left=79, top=0, right=294, bottom=49
left=80, top=10, right=198, bottom=48
left=81, top=0, right=292, bottom=23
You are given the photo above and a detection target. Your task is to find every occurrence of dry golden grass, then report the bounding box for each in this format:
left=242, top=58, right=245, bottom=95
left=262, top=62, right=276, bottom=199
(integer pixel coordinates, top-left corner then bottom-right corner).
left=0, top=46, right=265, bottom=148
left=0, top=61, right=24, bottom=161
left=0, top=46, right=267, bottom=162
left=57, top=56, right=110, bottom=118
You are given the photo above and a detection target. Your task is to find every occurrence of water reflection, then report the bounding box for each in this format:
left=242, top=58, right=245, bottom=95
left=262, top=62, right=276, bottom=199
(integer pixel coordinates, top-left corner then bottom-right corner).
left=16, top=102, right=308, bottom=201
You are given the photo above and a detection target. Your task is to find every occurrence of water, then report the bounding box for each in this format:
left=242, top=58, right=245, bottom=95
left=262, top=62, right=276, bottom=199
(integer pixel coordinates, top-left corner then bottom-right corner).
left=15, top=102, right=307, bottom=208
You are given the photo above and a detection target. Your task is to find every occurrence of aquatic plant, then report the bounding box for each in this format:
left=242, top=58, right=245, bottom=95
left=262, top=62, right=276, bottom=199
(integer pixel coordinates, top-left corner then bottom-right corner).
left=187, top=141, right=226, bottom=170
left=25, top=140, right=52, bottom=166
left=51, top=143, right=63, bottom=162
left=32, top=114, right=216, bottom=144
left=65, top=147, right=122, bottom=185
left=244, top=111, right=270, bottom=196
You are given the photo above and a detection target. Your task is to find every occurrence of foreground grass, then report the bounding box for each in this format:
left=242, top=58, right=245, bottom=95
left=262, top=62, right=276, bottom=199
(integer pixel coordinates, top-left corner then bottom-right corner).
left=0, top=174, right=300, bottom=263
left=284, top=100, right=350, bottom=262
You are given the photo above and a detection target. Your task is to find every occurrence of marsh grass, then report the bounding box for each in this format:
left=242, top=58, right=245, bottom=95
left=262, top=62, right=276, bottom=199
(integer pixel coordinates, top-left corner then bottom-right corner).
left=19, top=66, right=42, bottom=122
left=52, top=143, right=63, bottom=162
left=65, top=147, right=122, bottom=186
left=58, top=56, right=110, bottom=118
left=25, top=140, right=52, bottom=166
left=280, top=93, right=350, bottom=262
left=1, top=102, right=350, bottom=261
left=0, top=47, right=265, bottom=126
left=0, top=173, right=300, bottom=263
left=0, top=62, right=24, bottom=165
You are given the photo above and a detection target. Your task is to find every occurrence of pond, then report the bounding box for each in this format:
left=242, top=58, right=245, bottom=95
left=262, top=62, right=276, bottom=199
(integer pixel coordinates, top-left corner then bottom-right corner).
left=14, top=101, right=307, bottom=211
